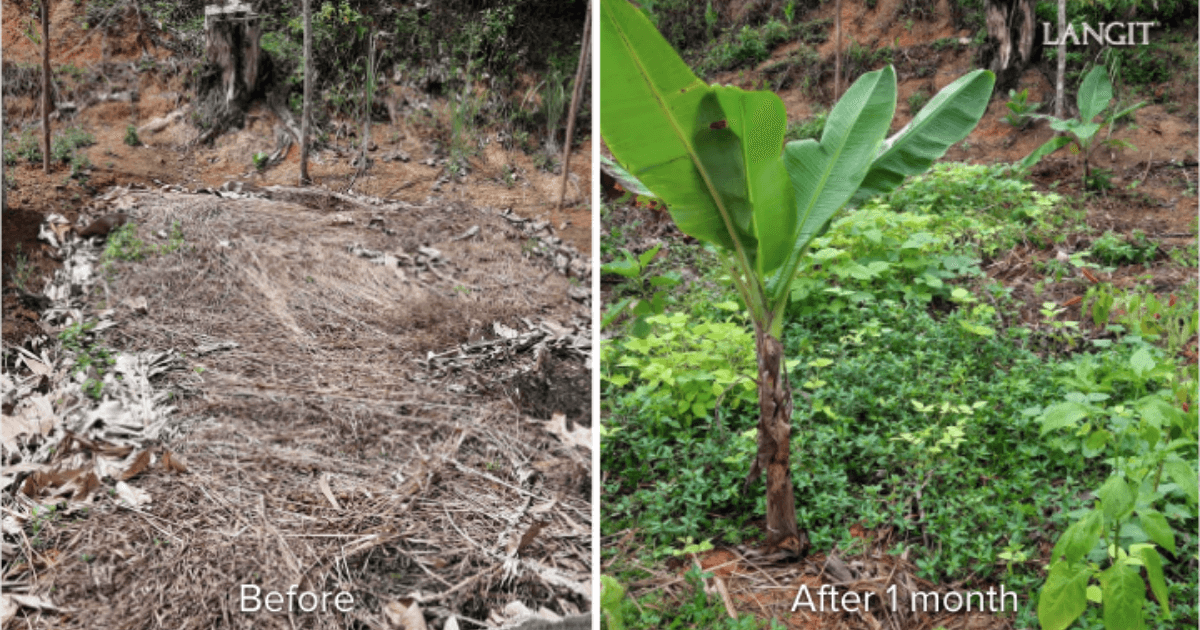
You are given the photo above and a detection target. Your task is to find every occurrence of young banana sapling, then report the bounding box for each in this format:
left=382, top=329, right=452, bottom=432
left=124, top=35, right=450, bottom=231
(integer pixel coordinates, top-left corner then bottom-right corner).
left=600, top=0, right=994, bottom=554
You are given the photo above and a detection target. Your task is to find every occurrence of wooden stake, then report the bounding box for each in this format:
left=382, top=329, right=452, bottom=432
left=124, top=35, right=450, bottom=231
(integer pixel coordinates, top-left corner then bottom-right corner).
left=300, top=0, right=311, bottom=184
left=558, top=0, right=591, bottom=210
left=42, top=0, right=51, bottom=174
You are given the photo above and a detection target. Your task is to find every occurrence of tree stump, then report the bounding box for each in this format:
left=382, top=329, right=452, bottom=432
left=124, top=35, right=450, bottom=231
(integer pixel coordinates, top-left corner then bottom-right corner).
left=204, top=1, right=262, bottom=109
left=981, top=0, right=1040, bottom=95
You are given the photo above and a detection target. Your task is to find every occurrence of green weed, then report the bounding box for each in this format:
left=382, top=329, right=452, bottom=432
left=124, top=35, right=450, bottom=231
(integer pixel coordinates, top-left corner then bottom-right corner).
left=124, top=125, right=142, bottom=147
left=1089, top=230, right=1157, bottom=266
left=58, top=320, right=115, bottom=399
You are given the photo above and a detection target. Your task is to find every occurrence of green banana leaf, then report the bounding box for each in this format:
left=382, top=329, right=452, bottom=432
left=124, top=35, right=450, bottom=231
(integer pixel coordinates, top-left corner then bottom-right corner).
left=850, top=68, right=995, bottom=206
left=600, top=0, right=791, bottom=276
left=765, top=66, right=897, bottom=302
left=1020, top=135, right=1073, bottom=170
left=1077, top=65, right=1112, bottom=123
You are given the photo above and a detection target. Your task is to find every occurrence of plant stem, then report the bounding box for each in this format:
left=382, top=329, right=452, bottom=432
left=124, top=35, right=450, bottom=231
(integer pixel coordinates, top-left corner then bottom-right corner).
left=745, top=325, right=808, bottom=555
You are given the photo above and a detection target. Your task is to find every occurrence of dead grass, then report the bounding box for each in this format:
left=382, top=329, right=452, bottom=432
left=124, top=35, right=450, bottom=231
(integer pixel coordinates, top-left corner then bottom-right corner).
left=4, top=187, right=590, bottom=629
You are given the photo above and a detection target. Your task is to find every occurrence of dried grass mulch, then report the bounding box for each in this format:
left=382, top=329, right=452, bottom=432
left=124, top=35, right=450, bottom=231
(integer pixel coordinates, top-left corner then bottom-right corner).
left=4, top=186, right=591, bottom=629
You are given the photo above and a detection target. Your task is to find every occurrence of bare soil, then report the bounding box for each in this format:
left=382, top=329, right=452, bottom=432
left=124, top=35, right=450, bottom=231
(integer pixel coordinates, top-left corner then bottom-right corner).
left=2, top=2, right=592, bottom=629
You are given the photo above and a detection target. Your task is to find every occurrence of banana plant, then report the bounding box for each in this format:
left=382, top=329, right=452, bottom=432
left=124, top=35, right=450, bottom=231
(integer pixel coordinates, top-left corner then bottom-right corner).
left=1021, top=65, right=1145, bottom=189
left=600, top=0, right=994, bottom=554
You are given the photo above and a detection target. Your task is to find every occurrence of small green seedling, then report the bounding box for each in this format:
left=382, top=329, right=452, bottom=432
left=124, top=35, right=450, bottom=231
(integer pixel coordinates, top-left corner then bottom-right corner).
left=1022, top=66, right=1145, bottom=189
left=1002, top=88, right=1041, bottom=127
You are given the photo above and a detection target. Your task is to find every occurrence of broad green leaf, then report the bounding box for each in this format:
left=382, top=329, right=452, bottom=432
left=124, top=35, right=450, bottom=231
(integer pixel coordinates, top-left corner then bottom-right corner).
left=601, top=256, right=641, bottom=279
left=1021, top=135, right=1074, bottom=169
left=1077, top=65, right=1113, bottom=123
left=1136, top=509, right=1175, bottom=554
left=602, top=297, right=634, bottom=328
left=851, top=69, right=996, bottom=204
left=1134, top=545, right=1169, bottom=612
left=1109, top=100, right=1146, bottom=123
left=1039, top=560, right=1091, bottom=630
left=1082, top=429, right=1110, bottom=457
left=637, top=243, right=663, bottom=268
left=767, top=66, right=897, bottom=302
left=1099, top=562, right=1145, bottom=630
left=1098, top=475, right=1135, bottom=522
left=1129, top=347, right=1154, bottom=377
left=1040, top=401, right=1089, bottom=435
left=1136, top=396, right=1179, bottom=430
left=1163, top=459, right=1198, bottom=506
left=649, top=272, right=682, bottom=287
left=1052, top=509, right=1103, bottom=565
left=599, top=0, right=750, bottom=256
left=601, top=575, right=627, bottom=630
left=601, top=0, right=790, bottom=276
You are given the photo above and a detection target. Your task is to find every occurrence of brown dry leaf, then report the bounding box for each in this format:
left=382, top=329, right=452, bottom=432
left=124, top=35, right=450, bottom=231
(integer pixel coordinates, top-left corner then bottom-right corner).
left=545, top=412, right=590, bottom=451
left=318, top=473, right=342, bottom=510
left=529, top=497, right=558, bottom=514
left=1, top=413, right=36, bottom=454
left=713, top=576, right=737, bottom=620
left=0, top=594, right=15, bottom=626
left=50, top=221, right=72, bottom=242
left=27, top=395, right=58, bottom=435
left=162, top=450, right=189, bottom=473
left=20, top=470, right=48, bottom=497
left=120, top=449, right=153, bottom=481
left=123, top=295, right=150, bottom=315
left=73, top=471, right=101, bottom=500
left=508, top=520, right=546, bottom=556
left=8, top=593, right=61, bottom=612
left=19, top=354, right=51, bottom=376
left=381, top=598, right=427, bottom=630
left=114, top=481, right=151, bottom=507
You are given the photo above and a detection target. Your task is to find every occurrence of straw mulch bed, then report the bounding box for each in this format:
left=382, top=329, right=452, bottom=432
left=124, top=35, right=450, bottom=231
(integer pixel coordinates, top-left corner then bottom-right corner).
left=4, top=187, right=591, bottom=629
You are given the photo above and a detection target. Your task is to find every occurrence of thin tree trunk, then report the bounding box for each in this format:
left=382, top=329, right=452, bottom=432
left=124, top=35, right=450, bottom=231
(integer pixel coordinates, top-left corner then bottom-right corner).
left=1055, top=0, right=1064, bottom=118
left=2, top=89, right=6, bottom=210
left=558, top=0, right=591, bottom=209
left=300, top=0, right=311, bottom=184
left=745, top=327, right=808, bottom=556
left=41, top=0, right=51, bottom=174
left=834, top=0, right=842, bottom=101
left=360, top=21, right=375, bottom=173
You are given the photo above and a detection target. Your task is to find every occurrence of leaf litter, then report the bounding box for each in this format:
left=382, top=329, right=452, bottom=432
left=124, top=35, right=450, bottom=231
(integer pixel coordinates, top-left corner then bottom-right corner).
left=1, top=181, right=592, bottom=629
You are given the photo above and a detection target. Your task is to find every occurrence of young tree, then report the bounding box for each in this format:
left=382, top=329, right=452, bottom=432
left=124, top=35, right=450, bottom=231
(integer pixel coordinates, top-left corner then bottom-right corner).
left=600, top=0, right=993, bottom=554
left=1055, top=0, right=1065, bottom=118
left=300, top=0, right=312, bottom=184
left=834, top=0, right=842, bottom=100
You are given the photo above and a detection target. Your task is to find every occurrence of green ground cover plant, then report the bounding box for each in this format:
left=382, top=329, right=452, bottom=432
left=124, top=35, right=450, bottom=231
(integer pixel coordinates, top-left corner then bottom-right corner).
left=601, top=168, right=1197, bottom=629
left=1032, top=338, right=1196, bottom=630
left=600, top=243, right=683, bottom=337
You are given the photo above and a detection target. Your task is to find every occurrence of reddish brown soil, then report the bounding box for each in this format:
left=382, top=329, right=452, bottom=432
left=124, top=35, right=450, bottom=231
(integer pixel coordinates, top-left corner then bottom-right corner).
left=2, top=0, right=591, bottom=346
